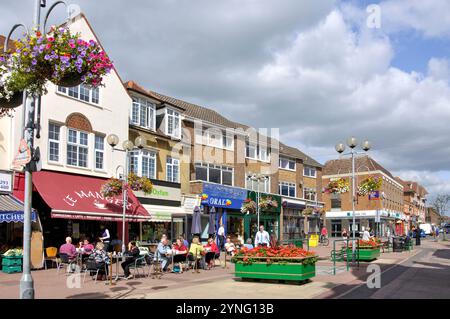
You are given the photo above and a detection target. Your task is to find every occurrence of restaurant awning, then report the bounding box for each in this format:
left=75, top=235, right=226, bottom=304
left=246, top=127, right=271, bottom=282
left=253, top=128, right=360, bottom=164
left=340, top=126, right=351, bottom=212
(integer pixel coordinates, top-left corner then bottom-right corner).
left=33, top=171, right=151, bottom=222
left=142, top=204, right=184, bottom=222
left=0, top=194, right=37, bottom=223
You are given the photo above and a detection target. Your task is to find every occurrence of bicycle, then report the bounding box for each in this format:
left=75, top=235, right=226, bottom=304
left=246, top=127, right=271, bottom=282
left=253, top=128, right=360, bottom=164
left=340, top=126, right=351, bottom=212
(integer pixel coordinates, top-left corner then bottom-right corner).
left=319, top=235, right=329, bottom=246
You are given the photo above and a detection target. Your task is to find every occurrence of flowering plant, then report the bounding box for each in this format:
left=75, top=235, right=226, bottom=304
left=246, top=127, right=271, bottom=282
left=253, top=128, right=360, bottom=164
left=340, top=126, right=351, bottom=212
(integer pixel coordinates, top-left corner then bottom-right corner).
left=348, top=238, right=380, bottom=249
left=324, top=178, right=350, bottom=194
left=357, top=176, right=382, bottom=196
left=302, top=207, right=314, bottom=216
left=259, top=196, right=278, bottom=210
left=241, top=198, right=256, bottom=213
left=231, top=246, right=317, bottom=265
left=100, top=173, right=153, bottom=198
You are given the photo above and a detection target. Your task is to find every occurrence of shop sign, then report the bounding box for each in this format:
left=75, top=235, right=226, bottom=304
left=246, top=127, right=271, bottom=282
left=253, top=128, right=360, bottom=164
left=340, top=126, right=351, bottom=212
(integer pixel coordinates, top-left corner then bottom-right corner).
left=369, top=191, right=380, bottom=200
left=12, top=139, right=32, bottom=168
left=0, top=172, right=13, bottom=193
left=200, top=182, right=247, bottom=209
left=135, top=184, right=181, bottom=202
left=183, top=196, right=200, bottom=212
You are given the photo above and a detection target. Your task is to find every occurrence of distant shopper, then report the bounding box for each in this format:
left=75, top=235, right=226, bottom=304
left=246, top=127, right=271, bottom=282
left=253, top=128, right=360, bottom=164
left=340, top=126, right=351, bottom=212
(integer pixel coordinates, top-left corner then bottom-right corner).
left=435, top=226, right=439, bottom=241
left=415, top=227, right=421, bottom=246
left=255, top=225, right=270, bottom=247
left=244, top=238, right=254, bottom=250
left=217, top=223, right=225, bottom=251
left=320, top=226, right=328, bottom=242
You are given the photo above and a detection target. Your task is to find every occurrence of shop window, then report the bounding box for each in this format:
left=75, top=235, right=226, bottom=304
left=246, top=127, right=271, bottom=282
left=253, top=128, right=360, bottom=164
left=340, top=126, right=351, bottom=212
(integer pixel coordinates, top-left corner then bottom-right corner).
left=331, top=219, right=342, bottom=237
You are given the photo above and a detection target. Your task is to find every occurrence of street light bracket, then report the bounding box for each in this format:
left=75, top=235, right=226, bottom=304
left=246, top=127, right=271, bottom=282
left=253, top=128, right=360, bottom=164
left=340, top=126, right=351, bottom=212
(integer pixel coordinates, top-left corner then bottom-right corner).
left=43, top=1, right=69, bottom=33
left=4, top=24, right=29, bottom=53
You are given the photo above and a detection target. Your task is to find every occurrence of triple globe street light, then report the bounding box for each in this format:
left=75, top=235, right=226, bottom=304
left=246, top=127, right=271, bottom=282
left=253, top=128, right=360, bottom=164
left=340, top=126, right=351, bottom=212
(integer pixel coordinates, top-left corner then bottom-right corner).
left=335, top=137, right=371, bottom=263
left=106, top=134, right=146, bottom=253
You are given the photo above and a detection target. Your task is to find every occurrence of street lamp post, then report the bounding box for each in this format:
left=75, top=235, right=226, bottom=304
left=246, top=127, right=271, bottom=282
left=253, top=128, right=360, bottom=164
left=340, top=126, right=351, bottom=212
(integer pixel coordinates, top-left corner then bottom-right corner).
left=335, top=137, right=371, bottom=264
left=248, top=173, right=267, bottom=234
left=107, top=134, right=146, bottom=253
left=4, top=0, right=71, bottom=299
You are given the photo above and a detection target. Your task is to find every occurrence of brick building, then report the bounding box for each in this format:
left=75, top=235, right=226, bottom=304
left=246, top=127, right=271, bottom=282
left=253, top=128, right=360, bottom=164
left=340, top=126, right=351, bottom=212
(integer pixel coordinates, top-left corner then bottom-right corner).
left=395, top=177, right=428, bottom=231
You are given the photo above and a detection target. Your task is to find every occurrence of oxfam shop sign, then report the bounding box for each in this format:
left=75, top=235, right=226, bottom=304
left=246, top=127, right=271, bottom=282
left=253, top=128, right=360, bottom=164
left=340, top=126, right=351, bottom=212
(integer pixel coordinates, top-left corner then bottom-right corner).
left=136, top=183, right=181, bottom=202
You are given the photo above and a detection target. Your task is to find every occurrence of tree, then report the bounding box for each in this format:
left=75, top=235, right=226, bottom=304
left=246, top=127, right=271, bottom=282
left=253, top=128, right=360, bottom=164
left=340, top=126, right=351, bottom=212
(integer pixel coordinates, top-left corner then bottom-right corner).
left=431, top=194, right=450, bottom=240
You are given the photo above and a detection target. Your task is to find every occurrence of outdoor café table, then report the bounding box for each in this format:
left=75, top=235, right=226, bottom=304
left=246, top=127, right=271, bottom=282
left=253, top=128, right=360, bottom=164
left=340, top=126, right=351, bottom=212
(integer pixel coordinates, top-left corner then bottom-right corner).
left=170, top=250, right=188, bottom=271
left=111, top=254, right=132, bottom=281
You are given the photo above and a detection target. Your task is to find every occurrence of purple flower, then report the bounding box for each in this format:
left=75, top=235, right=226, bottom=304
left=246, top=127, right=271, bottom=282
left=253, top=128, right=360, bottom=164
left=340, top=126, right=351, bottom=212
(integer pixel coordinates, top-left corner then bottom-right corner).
left=44, top=55, right=50, bottom=60
left=22, top=50, right=28, bottom=56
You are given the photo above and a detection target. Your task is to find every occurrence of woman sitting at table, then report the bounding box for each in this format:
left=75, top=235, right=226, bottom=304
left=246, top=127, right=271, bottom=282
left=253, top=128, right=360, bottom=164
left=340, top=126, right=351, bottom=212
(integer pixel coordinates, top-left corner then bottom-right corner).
left=89, top=242, right=110, bottom=280
left=204, top=237, right=220, bottom=270
left=188, top=236, right=205, bottom=271
left=172, top=238, right=188, bottom=273
left=224, top=237, right=236, bottom=256
left=121, top=241, right=141, bottom=280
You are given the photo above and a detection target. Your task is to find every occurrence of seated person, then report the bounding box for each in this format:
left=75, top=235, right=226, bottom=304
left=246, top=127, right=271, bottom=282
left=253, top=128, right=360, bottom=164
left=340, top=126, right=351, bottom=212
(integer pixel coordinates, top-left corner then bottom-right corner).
left=121, top=241, right=141, bottom=280
left=89, top=242, right=110, bottom=279
left=243, top=238, right=254, bottom=250
left=180, top=234, right=189, bottom=248
left=188, top=236, right=205, bottom=270
left=204, top=237, right=220, bottom=269
left=154, top=237, right=171, bottom=272
left=60, top=236, right=77, bottom=258
left=172, top=238, right=188, bottom=273
left=79, top=239, right=94, bottom=254
left=224, top=237, right=236, bottom=256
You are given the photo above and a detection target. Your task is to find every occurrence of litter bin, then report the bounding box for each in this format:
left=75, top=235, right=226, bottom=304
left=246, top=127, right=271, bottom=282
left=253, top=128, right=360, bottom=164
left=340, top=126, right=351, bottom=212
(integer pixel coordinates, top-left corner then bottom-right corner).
left=393, top=237, right=403, bottom=252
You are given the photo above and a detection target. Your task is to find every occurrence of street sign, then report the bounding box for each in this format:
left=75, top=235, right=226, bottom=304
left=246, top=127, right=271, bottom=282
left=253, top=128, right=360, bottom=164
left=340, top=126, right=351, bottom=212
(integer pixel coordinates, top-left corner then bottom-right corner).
left=12, top=139, right=32, bottom=168
left=369, top=191, right=380, bottom=200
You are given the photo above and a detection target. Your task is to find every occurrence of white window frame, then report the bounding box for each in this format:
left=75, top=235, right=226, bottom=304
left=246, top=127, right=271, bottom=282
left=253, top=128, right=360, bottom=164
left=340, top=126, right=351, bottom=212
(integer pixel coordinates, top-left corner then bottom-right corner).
left=279, top=181, right=296, bottom=197
left=279, top=157, right=296, bottom=171
left=245, top=175, right=270, bottom=193
left=304, top=187, right=317, bottom=201
left=195, top=126, right=234, bottom=150
left=166, top=108, right=181, bottom=138
left=66, top=128, right=89, bottom=168
left=57, top=85, right=100, bottom=105
left=94, top=135, right=105, bottom=171
left=194, top=162, right=234, bottom=186
left=303, top=165, right=317, bottom=178
left=246, top=141, right=270, bottom=162
left=130, top=97, right=156, bottom=130
left=166, top=157, right=180, bottom=183
left=48, top=123, right=61, bottom=163
left=246, top=142, right=257, bottom=159
left=129, top=150, right=157, bottom=179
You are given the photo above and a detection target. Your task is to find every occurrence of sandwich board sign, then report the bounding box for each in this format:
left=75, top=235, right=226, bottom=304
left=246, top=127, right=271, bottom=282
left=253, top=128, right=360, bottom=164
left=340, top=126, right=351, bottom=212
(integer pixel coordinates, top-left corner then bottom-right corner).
left=12, top=139, right=32, bottom=168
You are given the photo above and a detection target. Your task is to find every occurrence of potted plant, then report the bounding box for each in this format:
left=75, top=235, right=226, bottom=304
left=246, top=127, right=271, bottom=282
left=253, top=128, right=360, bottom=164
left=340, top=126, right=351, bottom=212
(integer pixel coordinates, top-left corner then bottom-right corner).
left=323, top=178, right=350, bottom=194
left=100, top=173, right=153, bottom=198
left=231, top=245, right=317, bottom=282
left=357, top=176, right=382, bottom=196
left=0, top=53, right=25, bottom=110
left=241, top=198, right=257, bottom=214
left=346, top=238, right=381, bottom=261
left=259, top=196, right=278, bottom=210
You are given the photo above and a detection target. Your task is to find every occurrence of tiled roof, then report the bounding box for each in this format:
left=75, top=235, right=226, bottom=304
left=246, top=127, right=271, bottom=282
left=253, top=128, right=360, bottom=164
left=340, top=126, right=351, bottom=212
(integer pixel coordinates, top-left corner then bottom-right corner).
left=395, top=177, right=428, bottom=196
left=279, top=142, right=323, bottom=168
left=323, top=155, right=394, bottom=178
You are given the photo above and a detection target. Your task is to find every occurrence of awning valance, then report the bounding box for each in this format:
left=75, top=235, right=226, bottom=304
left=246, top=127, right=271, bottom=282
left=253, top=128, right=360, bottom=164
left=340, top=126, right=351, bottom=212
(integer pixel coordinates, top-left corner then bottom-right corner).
left=142, top=204, right=184, bottom=222
left=33, top=171, right=150, bottom=222
left=0, top=194, right=36, bottom=223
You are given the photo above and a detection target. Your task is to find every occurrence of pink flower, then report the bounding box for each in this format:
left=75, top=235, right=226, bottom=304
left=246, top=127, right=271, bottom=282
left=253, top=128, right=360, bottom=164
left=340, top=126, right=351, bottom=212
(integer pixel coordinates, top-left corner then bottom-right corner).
left=45, top=43, right=52, bottom=50
left=47, top=37, right=55, bottom=42
left=69, top=43, right=76, bottom=49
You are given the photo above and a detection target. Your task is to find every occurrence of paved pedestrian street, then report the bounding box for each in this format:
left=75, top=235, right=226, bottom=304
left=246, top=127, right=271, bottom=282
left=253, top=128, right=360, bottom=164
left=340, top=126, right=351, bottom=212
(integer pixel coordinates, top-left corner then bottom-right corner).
left=1, top=239, right=448, bottom=299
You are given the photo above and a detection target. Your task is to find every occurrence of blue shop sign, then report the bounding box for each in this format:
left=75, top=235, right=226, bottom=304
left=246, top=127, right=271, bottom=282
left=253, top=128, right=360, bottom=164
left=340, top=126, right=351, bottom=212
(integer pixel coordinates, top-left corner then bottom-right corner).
left=0, top=211, right=37, bottom=223
left=200, top=183, right=247, bottom=209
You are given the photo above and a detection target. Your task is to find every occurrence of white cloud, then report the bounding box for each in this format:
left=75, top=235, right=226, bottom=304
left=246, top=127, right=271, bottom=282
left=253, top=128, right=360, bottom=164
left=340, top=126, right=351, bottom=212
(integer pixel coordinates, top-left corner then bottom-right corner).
left=427, top=58, right=450, bottom=82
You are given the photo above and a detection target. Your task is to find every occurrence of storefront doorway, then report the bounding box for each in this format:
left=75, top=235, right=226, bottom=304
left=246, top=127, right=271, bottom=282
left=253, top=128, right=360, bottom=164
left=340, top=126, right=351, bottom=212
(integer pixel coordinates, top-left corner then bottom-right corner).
left=331, top=219, right=342, bottom=237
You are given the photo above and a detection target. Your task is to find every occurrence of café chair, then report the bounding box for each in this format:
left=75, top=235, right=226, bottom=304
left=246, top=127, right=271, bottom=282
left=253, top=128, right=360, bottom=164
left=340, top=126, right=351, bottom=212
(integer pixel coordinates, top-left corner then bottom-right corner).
left=44, top=247, right=58, bottom=270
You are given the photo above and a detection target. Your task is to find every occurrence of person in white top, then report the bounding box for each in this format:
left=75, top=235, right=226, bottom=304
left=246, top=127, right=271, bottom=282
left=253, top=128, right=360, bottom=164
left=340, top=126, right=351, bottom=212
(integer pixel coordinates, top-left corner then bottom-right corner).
left=254, top=225, right=270, bottom=247
left=362, top=227, right=372, bottom=241
left=217, top=224, right=225, bottom=251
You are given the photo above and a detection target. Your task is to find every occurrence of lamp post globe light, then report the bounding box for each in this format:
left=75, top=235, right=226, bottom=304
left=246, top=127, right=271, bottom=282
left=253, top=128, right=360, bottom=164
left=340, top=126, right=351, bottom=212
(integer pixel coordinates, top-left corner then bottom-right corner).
left=107, top=134, right=146, bottom=253
left=334, top=137, right=371, bottom=264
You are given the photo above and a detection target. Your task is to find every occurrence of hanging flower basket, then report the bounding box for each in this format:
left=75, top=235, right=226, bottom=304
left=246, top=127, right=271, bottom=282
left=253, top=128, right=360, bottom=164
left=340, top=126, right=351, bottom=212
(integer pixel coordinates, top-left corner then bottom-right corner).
left=323, top=178, right=350, bottom=194
left=100, top=173, right=153, bottom=198
left=302, top=207, right=313, bottom=216
left=259, top=196, right=278, bottom=210
left=241, top=198, right=257, bottom=214
left=100, top=177, right=123, bottom=198
left=0, top=90, right=23, bottom=109
left=54, top=70, right=87, bottom=87
left=127, top=172, right=153, bottom=194
left=357, top=176, right=382, bottom=196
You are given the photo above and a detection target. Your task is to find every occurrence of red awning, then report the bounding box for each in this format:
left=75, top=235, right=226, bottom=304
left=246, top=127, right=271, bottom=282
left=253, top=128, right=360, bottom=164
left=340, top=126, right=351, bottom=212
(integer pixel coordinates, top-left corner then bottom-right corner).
left=33, top=171, right=151, bottom=222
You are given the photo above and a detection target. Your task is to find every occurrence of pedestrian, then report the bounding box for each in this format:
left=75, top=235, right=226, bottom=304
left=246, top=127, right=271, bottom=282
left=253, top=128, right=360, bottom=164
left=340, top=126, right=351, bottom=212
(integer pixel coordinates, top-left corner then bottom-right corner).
left=217, top=223, right=225, bottom=252
left=320, top=225, right=328, bottom=242
left=342, top=228, right=348, bottom=240
left=415, top=227, right=421, bottom=246
left=435, top=225, right=439, bottom=241
left=254, top=225, right=270, bottom=247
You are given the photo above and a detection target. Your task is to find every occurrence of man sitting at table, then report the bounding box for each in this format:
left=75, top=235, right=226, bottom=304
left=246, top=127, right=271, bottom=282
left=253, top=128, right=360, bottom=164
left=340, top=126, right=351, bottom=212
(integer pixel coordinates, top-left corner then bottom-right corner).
left=154, top=237, right=172, bottom=272
left=188, top=236, right=205, bottom=271
left=121, top=241, right=140, bottom=280
left=172, top=237, right=188, bottom=273
left=204, top=237, right=220, bottom=269
left=59, top=236, right=77, bottom=259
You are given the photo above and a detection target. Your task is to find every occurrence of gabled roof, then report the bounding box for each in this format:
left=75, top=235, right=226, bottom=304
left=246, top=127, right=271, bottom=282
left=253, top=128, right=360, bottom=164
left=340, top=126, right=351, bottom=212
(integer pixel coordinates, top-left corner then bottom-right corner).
left=323, top=155, right=394, bottom=178
left=279, top=142, right=323, bottom=168
left=395, top=177, right=428, bottom=197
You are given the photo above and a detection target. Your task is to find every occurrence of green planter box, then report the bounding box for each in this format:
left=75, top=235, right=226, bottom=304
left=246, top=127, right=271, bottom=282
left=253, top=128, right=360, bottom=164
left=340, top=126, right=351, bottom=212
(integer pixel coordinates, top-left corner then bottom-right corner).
left=234, top=262, right=315, bottom=281
left=2, top=265, right=22, bottom=274
left=346, top=248, right=380, bottom=261
left=1, top=256, right=23, bottom=267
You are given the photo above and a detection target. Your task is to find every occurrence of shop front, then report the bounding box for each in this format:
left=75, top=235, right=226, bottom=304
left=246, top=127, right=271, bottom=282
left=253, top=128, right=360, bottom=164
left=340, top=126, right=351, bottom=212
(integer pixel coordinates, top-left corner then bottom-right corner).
left=134, top=179, right=183, bottom=242
left=281, top=198, right=306, bottom=241
left=246, top=192, right=281, bottom=242
left=325, top=210, right=406, bottom=238
left=28, top=170, right=150, bottom=248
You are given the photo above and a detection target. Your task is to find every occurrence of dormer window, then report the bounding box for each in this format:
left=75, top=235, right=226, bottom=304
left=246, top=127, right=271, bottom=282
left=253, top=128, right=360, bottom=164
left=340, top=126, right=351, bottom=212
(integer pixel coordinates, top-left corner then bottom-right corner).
left=166, top=108, right=181, bottom=138
left=130, top=97, right=156, bottom=130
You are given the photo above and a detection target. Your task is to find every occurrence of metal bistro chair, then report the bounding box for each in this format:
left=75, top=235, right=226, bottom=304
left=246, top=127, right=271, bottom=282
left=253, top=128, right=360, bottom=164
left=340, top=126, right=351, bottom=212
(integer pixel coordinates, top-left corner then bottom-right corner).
left=44, top=247, right=59, bottom=270
left=128, top=256, right=149, bottom=279
left=150, top=252, right=163, bottom=279
left=83, top=259, right=108, bottom=284
left=56, top=253, right=77, bottom=275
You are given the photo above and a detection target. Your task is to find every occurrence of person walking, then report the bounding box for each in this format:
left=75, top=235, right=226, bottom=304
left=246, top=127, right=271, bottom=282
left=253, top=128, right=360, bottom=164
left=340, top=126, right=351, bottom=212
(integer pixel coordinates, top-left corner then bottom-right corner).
left=435, top=225, right=440, bottom=241
left=320, top=226, right=328, bottom=243
left=217, top=223, right=225, bottom=252
left=254, top=225, right=270, bottom=247
left=415, top=227, right=421, bottom=246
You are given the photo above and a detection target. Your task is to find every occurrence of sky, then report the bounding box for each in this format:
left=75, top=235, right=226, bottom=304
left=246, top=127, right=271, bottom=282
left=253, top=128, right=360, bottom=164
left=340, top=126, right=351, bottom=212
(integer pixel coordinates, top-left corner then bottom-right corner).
left=1, top=0, right=450, bottom=204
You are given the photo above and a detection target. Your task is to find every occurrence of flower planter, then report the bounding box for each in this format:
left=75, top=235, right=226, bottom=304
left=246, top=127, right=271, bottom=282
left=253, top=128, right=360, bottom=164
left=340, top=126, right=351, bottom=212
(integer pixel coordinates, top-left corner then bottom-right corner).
left=0, top=91, right=23, bottom=109
left=52, top=71, right=86, bottom=88
left=346, top=247, right=380, bottom=261
left=234, top=262, right=316, bottom=281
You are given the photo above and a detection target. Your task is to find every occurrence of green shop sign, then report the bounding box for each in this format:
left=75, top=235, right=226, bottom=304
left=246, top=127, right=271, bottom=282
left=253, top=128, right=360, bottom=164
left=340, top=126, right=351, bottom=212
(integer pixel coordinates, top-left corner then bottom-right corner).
left=247, top=191, right=281, bottom=214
